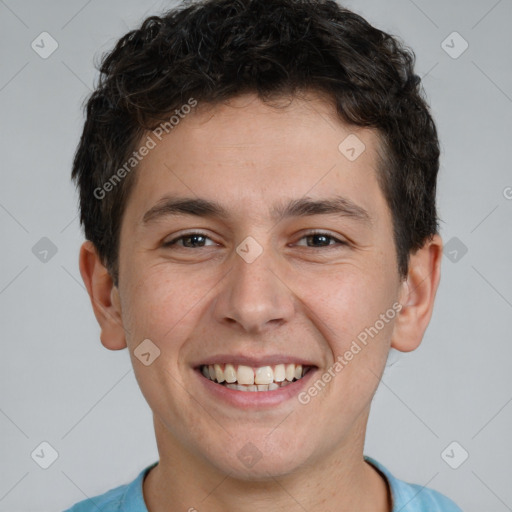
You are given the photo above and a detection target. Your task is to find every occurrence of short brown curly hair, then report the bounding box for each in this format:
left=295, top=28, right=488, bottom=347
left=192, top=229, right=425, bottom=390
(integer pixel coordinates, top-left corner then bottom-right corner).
left=71, top=0, right=440, bottom=286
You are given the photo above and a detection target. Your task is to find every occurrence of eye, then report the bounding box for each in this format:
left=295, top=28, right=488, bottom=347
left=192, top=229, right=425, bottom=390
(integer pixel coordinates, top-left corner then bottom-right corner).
left=162, top=230, right=348, bottom=250
left=295, top=231, right=348, bottom=248
left=162, top=232, right=217, bottom=249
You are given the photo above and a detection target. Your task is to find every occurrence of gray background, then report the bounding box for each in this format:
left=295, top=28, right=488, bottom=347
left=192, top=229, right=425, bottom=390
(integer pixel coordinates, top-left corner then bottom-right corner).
left=0, top=0, right=511, bottom=511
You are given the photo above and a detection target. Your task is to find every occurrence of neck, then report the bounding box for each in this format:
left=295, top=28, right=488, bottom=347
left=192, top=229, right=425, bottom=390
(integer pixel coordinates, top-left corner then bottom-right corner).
left=143, top=413, right=391, bottom=512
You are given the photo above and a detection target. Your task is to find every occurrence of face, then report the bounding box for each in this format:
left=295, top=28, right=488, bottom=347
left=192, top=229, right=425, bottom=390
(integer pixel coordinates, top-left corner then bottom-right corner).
left=113, top=92, right=407, bottom=478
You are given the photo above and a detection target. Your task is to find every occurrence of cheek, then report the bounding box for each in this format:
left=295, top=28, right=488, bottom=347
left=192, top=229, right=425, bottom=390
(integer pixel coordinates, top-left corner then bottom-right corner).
left=120, top=262, right=220, bottom=350
left=324, top=272, right=397, bottom=379
left=120, top=270, right=180, bottom=343
left=296, top=266, right=396, bottom=408
left=298, top=265, right=394, bottom=351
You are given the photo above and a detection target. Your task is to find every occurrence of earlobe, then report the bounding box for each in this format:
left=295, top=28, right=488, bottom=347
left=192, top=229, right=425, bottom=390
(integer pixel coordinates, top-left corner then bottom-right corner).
left=78, top=241, right=127, bottom=351
left=390, top=234, right=443, bottom=353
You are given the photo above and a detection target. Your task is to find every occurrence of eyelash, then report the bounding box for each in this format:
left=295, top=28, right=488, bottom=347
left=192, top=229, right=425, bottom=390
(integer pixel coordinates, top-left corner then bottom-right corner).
left=162, top=230, right=348, bottom=249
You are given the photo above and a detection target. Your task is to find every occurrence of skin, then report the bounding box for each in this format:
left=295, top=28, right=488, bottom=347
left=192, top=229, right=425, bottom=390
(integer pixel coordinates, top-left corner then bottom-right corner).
left=79, top=91, right=442, bottom=512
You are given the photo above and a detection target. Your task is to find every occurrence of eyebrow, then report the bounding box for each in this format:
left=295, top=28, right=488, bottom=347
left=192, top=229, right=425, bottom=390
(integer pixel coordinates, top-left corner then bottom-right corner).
left=141, top=195, right=373, bottom=227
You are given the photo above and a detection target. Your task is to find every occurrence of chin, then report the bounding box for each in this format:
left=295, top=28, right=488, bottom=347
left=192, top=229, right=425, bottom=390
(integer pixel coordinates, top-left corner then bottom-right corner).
left=203, top=434, right=314, bottom=480
left=220, top=456, right=309, bottom=481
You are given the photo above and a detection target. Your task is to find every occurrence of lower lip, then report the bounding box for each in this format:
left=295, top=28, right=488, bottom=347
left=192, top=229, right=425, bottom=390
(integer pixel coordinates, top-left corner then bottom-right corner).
left=194, top=368, right=318, bottom=409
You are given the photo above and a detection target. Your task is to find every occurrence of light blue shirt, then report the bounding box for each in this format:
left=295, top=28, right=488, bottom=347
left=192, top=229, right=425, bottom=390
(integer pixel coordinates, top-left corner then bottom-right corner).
left=63, top=456, right=463, bottom=511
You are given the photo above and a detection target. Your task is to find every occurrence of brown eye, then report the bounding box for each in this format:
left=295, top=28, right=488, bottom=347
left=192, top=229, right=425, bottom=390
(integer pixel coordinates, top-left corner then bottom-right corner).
left=163, top=232, right=216, bottom=248
left=296, top=231, right=348, bottom=248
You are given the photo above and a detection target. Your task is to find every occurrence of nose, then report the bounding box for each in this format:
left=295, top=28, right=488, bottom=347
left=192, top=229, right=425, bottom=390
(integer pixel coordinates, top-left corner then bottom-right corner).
left=213, top=241, right=296, bottom=334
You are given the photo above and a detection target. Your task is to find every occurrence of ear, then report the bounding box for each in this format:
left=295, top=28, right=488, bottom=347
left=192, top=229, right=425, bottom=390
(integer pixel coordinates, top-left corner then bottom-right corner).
left=391, top=234, right=443, bottom=353
left=78, top=240, right=127, bottom=350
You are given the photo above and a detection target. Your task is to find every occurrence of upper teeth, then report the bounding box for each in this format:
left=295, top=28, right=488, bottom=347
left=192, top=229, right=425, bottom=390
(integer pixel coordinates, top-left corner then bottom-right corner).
left=201, top=363, right=307, bottom=385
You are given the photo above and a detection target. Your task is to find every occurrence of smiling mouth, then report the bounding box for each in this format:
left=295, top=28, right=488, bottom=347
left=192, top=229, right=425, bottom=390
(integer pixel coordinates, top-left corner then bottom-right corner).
left=199, top=363, right=315, bottom=392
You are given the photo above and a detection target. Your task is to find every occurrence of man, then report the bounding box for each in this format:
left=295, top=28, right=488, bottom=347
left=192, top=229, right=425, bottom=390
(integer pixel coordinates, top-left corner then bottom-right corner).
left=64, top=0, right=463, bottom=510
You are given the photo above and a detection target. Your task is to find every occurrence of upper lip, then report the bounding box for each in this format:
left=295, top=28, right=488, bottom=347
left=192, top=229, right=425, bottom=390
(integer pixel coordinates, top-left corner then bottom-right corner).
left=193, top=354, right=318, bottom=368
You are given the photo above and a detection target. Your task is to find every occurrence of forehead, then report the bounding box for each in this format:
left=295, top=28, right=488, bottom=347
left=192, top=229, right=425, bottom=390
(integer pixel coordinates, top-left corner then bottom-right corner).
left=123, top=92, right=389, bottom=230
